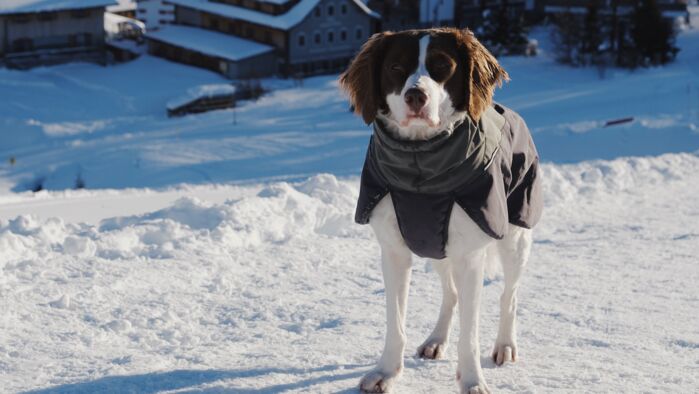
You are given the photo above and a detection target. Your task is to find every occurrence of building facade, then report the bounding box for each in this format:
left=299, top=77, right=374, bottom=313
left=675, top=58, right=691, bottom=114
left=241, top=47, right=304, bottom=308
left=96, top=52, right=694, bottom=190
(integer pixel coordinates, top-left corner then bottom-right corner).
left=148, top=0, right=380, bottom=78
left=136, top=0, right=175, bottom=30
left=0, top=1, right=114, bottom=69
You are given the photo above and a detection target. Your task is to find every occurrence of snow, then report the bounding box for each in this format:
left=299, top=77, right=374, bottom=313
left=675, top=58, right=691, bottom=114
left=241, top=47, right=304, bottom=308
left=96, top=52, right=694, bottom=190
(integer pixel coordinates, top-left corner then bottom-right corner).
left=147, top=25, right=274, bottom=62
left=168, top=0, right=322, bottom=30
left=106, top=0, right=136, bottom=13
left=166, top=84, right=236, bottom=111
left=167, top=0, right=378, bottom=31
left=0, top=0, right=116, bottom=14
left=0, top=26, right=698, bottom=394
left=1, top=157, right=698, bottom=392
left=104, top=12, right=146, bottom=37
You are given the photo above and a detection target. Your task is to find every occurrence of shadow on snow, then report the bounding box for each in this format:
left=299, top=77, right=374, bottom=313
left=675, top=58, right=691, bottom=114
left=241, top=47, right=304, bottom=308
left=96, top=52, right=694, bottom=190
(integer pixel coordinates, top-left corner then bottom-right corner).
left=24, top=364, right=370, bottom=394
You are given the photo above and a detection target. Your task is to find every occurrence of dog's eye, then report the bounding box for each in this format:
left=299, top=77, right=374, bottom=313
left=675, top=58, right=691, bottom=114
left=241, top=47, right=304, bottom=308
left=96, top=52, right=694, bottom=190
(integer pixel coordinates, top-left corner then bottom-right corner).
left=389, top=64, right=405, bottom=73
left=430, top=59, right=451, bottom=71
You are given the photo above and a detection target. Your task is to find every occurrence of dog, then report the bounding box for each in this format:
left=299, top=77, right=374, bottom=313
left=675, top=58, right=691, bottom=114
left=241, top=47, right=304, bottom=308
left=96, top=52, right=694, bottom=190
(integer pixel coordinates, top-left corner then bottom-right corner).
left=339, top=28, right=543, bottom=393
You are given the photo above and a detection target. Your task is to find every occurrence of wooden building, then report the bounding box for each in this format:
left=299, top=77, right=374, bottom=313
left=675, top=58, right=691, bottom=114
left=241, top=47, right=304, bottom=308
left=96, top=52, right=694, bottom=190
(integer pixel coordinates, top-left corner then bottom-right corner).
left=148, top=24, right=277, bottom=78
left=148, top=0, right=380, bottom=78
left=0, top=0, right=115, bottom=69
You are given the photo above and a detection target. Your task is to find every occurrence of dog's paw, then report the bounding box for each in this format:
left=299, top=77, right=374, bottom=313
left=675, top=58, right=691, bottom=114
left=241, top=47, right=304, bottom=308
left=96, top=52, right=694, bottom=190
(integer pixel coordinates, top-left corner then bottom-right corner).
left=417, top=337, right=448, bottom=360
left=359, top=368, right=401, bottom=393
left=491, top=343, right=517, bottom=366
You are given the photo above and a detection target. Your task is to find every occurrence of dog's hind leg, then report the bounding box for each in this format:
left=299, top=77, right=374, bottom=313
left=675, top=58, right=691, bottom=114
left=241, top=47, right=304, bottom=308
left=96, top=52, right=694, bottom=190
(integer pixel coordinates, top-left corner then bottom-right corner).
left=491, top=225, right=532, bottom=366
left=417, top=260, right=457, bottom=359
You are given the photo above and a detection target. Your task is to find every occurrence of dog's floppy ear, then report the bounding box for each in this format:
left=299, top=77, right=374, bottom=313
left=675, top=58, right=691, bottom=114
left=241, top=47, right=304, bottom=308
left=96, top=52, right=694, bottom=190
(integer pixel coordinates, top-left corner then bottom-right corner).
left=339, top=32, right=391, bottom=124
left=455, top=29, right=509, bottom=122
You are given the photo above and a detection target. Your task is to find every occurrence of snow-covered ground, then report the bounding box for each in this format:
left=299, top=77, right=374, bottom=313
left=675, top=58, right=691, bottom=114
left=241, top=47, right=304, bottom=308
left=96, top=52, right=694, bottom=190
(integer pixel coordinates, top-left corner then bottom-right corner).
left=0, top=28, right=698, bottom=393
left=2, top=30, right=699, bottom=194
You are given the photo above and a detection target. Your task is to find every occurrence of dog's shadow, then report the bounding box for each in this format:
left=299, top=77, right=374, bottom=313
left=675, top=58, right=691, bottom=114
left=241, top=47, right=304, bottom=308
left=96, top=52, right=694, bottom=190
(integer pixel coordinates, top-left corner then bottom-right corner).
left=23, top=363, right=370, bottom=394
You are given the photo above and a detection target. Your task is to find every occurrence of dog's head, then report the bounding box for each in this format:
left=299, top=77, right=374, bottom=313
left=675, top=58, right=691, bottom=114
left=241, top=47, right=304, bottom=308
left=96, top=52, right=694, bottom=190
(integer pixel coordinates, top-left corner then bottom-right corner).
left=340, top=28, right=508, bottom=140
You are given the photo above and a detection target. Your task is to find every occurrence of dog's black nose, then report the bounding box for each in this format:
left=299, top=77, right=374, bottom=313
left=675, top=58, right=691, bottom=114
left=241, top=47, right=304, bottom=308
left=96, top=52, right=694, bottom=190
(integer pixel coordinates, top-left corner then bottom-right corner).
left=404, top=88, right=427, bottom=113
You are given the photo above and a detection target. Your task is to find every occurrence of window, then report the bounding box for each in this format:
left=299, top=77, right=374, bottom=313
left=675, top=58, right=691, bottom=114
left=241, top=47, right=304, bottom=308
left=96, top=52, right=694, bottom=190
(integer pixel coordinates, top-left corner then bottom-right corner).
left=298, top=33, right=306, bottom=47
left=327, top=31, right=334, bottom=43
left=246, top=27, right=254, bottom=37
left=71, top=9, right=90, bottom=18
left=38, top=12, right=57, bottom=21
left=10, top=14, right=31, bottom=23
left=327, top=5, right=334, bottom=16
left=315, top=6, right=321, bottom=17
left=355, top=27, right=363, bottom=40
left=340, top=29, right=347, bottom=41
left=12, top=38, right=33, bottom=52
left=314, top=32, right=321, bottom=45
left=69, top=33, right=93, bottom=47
left=341, top=3, right=347, bottom=14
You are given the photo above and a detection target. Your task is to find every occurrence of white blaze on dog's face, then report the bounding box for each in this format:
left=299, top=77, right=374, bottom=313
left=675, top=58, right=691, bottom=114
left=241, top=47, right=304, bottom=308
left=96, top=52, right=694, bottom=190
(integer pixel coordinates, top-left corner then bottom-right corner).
left=383, top=35, right=456, bottom=140
left=340, top=28, right=509, bottom=140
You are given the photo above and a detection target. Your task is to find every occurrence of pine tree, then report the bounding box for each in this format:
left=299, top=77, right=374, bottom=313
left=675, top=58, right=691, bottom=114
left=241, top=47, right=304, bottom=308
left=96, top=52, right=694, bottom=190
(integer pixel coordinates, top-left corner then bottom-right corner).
left=580, top=4, right=605, bottom=66
left=630, top=0, right=678, bottom=66
left=551, top=11, right=581, bottom=65
left=480, top=1, right=529, bottom=56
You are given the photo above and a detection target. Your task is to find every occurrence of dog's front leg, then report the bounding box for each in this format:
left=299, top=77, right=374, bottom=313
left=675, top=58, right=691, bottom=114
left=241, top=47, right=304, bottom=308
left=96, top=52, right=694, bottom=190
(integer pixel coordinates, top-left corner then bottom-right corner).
left=454, top=252, right=490, bottom=394
left=360, top=246, right=412, bottom=393
left=417, top=260, right=457, bottom=359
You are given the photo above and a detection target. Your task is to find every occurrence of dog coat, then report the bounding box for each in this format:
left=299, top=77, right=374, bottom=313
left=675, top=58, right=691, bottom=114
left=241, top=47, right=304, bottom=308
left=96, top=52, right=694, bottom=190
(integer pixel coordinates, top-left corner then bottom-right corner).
left=355, top=103, right=543, bottom=259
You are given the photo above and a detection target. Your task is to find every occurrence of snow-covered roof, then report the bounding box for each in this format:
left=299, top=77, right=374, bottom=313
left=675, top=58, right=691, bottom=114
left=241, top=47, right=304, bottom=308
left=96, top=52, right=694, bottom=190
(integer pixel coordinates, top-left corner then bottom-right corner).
left=167, top=84, right=236, bottom=110
left=105, top=12, right=146, bottom=36
left=167, top=0, right=379, bottom=30
left=107, top=0, right=136, bottom=13
left=148, top=25, right=274, bottom=62
left=0, top=0, right=116, bottom=15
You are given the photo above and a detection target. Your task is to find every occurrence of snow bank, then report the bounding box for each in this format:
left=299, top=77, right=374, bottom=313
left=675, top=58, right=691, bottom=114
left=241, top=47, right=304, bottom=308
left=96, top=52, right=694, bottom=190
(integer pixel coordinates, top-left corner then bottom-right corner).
left=0, top=174, right=360, bottom=265
left=3, top=153, right=697, bottom=267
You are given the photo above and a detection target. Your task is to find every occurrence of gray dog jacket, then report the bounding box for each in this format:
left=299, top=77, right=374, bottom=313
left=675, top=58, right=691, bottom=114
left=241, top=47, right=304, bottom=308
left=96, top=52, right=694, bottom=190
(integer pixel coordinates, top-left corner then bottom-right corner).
left=355, top=103, right=543, bottom=259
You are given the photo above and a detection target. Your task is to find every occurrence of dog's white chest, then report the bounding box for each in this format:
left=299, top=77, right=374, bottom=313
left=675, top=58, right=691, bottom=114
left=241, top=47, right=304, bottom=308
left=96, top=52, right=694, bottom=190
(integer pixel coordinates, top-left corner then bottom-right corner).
left=369, top=195, right=493, bottom=261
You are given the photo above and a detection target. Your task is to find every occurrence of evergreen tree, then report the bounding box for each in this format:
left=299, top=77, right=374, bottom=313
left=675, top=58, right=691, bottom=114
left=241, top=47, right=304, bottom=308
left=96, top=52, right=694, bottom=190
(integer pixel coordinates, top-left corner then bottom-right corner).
left=480, top=1, right=529, bottom=56
left=551, top=11, right=581, bottom=65
left=630, top=0, right=678, bottom=66
left=580, top=4, right=605, bottom=66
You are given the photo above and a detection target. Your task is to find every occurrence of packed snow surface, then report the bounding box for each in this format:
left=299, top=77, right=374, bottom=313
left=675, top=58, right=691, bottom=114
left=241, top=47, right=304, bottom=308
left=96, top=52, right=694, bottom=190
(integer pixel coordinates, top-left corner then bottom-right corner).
left=0, top=27, right=699, bottom=394
left=1, top=30, right=698, bottom=193
left=1, top=155, right=699, bottom=393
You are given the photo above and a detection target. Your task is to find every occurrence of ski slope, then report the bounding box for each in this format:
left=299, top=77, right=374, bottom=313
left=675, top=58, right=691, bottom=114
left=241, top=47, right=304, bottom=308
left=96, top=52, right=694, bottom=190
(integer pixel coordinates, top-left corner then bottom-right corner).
left=0, top=28, right=698, bottom=393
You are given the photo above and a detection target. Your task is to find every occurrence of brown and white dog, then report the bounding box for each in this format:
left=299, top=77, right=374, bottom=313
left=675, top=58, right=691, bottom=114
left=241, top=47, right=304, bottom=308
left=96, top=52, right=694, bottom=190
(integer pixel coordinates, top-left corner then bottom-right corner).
left=340, top=28, right=535, bottom=393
